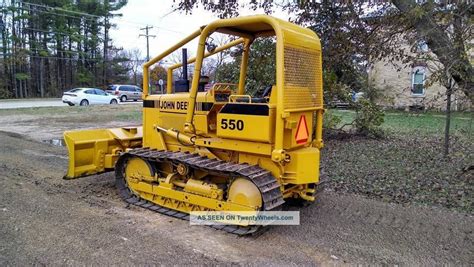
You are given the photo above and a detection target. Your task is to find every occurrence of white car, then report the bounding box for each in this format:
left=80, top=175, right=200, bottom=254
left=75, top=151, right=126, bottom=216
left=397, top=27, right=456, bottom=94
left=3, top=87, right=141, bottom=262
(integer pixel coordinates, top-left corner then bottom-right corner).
left=352, top=92, right=365, bottom=102
left=62, top=88, right=119, bottom=106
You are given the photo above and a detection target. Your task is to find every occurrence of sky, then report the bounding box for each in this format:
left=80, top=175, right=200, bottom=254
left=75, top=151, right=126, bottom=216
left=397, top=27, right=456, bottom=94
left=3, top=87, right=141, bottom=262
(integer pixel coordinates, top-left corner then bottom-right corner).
left=109, top=0, right=289, bottom=63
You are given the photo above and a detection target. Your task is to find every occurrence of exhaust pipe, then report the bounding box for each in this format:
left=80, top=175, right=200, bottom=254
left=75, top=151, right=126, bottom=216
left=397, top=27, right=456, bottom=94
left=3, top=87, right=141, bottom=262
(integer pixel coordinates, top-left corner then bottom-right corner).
left=174, top=48, right=190, bottom=92
left=182, top=48, right=188, bottom=81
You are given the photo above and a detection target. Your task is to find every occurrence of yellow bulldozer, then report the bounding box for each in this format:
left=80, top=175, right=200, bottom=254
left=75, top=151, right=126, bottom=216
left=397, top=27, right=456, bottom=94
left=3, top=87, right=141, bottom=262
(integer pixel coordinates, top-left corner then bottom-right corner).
left=64, top=15, right=323, bottom=235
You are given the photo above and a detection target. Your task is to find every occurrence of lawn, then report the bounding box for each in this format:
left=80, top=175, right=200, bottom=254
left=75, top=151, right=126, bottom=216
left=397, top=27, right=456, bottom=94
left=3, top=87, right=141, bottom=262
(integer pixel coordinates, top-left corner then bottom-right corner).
left=322, top=109, right=473, bottom=213
left=0, top=104, right=143, bottom=123
left=328, top=109, right=472, bottom=135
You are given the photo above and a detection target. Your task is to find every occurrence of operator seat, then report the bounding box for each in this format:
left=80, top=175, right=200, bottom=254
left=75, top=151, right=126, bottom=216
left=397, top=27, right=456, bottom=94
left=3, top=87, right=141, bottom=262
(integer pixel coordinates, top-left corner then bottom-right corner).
left=235, top=85, right=273, bottom=103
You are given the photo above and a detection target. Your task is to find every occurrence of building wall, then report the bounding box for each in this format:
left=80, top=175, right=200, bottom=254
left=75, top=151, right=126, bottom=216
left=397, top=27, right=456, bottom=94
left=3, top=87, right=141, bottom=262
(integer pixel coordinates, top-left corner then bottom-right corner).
left=368, top=47, right=471, bottom=111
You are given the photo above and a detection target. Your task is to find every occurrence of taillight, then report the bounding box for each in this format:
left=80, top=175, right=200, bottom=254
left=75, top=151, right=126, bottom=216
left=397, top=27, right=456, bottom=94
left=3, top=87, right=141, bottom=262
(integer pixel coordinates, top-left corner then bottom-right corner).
left=115, top=91, right=119, bottom=95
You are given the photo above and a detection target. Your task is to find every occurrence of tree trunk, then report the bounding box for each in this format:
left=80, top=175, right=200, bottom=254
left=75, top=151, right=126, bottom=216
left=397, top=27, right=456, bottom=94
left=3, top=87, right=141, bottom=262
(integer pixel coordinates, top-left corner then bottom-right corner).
left=1, top=5, right=10, bottom=96
left=444, top=78, right=453, bottom=157
left=42, top=32, right=48, bottom=97
left=40, top=58, right=44, bottom=97
left=103, top=16, right=108, bottom=87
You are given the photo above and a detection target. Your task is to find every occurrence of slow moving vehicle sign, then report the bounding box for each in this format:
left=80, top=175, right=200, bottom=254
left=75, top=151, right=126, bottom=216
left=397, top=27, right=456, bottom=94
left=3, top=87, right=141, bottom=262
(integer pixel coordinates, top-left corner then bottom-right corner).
left=295, top=115, right=309, bottom=144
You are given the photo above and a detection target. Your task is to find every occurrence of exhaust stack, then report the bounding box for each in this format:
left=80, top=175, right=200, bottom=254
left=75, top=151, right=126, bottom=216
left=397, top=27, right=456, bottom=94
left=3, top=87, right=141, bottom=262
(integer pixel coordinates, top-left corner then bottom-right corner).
left=182, top=48, right=188, bottom=81
left=174, top=48, right=189, bottom=92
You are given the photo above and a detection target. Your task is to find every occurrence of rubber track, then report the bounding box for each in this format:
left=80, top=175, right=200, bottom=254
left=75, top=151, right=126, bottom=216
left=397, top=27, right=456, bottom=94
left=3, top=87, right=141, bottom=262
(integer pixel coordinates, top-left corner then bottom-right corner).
left=115, top=147, right=285, bottom=236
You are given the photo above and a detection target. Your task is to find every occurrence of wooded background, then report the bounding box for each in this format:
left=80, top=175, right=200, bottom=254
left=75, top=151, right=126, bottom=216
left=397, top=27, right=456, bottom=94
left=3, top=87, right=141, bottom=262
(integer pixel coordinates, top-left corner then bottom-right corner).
left=0, top=0, right=135, bottom=98
left=1, top=0, right=472, bottom=103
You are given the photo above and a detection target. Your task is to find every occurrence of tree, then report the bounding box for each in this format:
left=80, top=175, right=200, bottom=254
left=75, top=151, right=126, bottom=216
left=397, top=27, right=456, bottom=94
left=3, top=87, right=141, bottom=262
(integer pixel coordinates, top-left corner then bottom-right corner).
left=0, top=0, right=129, bottom=99
left=204, top=33, right=234, bottom=81
left=173, top=1, right=385, bottom=92
left=122, top=48, right=143, bottom=85
left=377, top=1, right=473, bottom=155
left=107, top=47, right=133, bottom=84
left=173, top=0, right=386, bottom=136
left=391, top=0, right=473, bottom=102
left=215, top=37, right=276, bottom=94
left=173, top=0, right=473, bottom=104
left=150, top=64, right=167, bottom=93
left=443, top=74, right=454, bottom=157
left=166, top=50, right=194, bottom=79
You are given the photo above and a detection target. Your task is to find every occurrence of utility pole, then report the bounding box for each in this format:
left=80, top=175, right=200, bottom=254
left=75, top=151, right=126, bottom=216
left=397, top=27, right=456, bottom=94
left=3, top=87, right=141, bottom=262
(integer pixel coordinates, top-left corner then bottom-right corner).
left=139, top=25, right=155, bottom=62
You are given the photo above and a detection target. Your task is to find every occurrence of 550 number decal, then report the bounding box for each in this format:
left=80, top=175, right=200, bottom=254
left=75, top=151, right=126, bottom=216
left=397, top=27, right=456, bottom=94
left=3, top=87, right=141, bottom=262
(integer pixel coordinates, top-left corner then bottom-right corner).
left=221, top=119, right=244, bottom=131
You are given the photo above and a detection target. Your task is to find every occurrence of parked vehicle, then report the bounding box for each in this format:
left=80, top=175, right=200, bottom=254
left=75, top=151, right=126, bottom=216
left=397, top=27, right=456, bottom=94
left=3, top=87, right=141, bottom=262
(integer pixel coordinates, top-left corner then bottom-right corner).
left=62, top=88, right=119, bottom=106
left=106, top=85, right=142, bottom=102
left=352, top=91, right=365, bottom=102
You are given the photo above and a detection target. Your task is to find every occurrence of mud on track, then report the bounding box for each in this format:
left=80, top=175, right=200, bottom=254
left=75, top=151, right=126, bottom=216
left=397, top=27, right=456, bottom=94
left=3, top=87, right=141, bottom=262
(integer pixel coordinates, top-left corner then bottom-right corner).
left=0, top=106, right=473, bottom=265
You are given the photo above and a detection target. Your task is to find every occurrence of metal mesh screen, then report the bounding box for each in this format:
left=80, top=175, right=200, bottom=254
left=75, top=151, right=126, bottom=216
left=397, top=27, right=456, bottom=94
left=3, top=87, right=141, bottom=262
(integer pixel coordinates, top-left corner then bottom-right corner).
left=283, top=45, right=322, bottom=109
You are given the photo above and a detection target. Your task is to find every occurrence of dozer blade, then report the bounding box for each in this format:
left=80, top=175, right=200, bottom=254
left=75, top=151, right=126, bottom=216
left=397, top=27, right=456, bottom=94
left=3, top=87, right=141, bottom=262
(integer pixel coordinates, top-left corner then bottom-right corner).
left=63, top=126, right=142, bottom=179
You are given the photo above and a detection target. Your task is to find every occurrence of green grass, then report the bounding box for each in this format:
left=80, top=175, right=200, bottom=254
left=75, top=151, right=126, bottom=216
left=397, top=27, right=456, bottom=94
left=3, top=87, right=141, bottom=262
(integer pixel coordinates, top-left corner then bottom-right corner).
left=329, top=109, right=473, bottom=136
left=0, top=105, right=143, bottom=122
left=0, top=97, right=61, bottom=102
left=0, top=106, right=72, bottom=115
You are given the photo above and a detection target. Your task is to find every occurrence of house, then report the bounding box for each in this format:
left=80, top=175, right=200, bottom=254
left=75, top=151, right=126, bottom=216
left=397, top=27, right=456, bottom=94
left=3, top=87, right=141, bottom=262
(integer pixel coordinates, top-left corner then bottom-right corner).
left=368, top=41, right=472, bottom=111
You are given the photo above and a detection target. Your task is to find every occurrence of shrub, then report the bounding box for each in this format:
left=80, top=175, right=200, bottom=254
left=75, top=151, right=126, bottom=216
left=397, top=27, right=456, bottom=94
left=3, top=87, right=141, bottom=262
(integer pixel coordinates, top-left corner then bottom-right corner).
left=354, top=99, right=385, bottom=137
left=323, top=110, right=342, bottom=129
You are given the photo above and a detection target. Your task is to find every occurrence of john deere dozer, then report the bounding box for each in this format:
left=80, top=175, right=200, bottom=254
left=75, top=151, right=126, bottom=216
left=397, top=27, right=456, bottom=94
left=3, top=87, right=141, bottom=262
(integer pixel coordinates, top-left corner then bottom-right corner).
left=64, top=15, right=323, bottom=235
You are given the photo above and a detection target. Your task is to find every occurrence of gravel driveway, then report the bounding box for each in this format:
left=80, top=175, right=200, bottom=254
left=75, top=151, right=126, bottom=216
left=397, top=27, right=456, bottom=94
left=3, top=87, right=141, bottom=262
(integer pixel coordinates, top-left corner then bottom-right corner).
left=0, top=130, right=472, bottom=265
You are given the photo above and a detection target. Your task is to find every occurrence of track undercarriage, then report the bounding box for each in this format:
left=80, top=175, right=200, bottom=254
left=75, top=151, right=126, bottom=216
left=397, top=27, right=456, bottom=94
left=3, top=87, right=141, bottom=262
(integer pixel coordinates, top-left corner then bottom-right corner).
left=115, top=148, right=285, bottom=235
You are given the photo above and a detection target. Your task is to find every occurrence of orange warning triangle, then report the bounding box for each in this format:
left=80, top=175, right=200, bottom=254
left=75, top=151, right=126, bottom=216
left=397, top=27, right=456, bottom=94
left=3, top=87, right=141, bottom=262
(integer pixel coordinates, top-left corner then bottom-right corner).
left=295, top=115, right=309, bottom=144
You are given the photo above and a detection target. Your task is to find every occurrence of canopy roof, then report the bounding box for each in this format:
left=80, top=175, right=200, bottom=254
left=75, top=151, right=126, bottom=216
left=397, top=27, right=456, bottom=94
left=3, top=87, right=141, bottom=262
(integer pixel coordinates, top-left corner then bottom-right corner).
left=206, top=15, right=320, bottom=50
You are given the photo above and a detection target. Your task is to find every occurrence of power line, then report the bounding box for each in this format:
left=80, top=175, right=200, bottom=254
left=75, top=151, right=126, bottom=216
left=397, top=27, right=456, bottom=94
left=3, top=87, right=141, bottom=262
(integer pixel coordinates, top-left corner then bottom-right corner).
left=27, top=47, right=84, bottom=55
left=1, top=53, right=144, bottom=62
left=4, top=2, right=185, bottom=36
left=114, top=19, right=184, bottom=34
left=20, top=2, right=183, bottom=34
left=2, top=1, right=186, bottom=60
left=24, top=27, right=77, bottom=36
left=0, top=53, right=101, bottom=61
left=16, top=5, right=100, bottom=22
left=21, top=1, right=102, bottom=18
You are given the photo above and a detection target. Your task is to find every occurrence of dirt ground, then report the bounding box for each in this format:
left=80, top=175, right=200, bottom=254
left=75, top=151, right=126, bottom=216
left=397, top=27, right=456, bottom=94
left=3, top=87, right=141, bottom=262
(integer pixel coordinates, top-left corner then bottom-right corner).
left=0, top=106, right=473, bottom=265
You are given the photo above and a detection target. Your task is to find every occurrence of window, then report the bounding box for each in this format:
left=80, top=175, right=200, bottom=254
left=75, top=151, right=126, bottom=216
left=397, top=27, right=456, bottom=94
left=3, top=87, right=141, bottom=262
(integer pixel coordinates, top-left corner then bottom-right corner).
left=84, top=89, right=95, bottom=95
left=412, top=68, right=425, bottom=95
left=94, top=89, right=107, bottom=95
